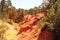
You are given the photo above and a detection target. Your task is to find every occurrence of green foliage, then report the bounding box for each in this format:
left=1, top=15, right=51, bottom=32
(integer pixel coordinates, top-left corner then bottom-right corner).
left=45, top=0, right=60, bottom=31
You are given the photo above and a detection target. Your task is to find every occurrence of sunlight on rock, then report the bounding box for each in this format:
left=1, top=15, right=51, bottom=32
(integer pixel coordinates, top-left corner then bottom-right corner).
left=4, top=29, right=17, bottom=40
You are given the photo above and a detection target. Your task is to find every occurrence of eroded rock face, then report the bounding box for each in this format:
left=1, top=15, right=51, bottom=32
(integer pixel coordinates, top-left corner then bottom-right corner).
left=38, top=28, right=53, bottom=40
left=16, top=13, right=53, bottom=40
left=18, top=14, right=45, bottom=34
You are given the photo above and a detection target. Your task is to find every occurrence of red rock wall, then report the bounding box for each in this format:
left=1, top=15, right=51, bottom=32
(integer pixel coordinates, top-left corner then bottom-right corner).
left=16, top=13, right=53, bottom=40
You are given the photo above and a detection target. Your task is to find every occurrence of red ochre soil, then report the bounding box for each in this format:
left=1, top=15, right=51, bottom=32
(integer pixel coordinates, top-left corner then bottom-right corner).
left=16, top=13, right=53, bottom=40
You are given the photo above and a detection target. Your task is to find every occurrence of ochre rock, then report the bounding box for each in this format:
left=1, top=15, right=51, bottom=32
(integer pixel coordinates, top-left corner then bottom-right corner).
left=16, top=13, right=53, bottom=40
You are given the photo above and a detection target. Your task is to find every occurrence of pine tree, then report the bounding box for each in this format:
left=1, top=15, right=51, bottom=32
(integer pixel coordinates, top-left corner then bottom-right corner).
left=45, top=0, right=60, bottom=40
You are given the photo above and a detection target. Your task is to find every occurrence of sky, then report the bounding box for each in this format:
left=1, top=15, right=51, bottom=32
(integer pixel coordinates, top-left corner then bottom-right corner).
left=11, top=0, right=43, bottom=9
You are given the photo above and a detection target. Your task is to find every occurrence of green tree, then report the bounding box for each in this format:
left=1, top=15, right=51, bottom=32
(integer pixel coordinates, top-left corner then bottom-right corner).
left=44, top=0, right=60, bottom=40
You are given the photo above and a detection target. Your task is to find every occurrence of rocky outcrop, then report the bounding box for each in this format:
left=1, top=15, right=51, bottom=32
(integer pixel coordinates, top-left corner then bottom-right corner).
left=16, top=13, right=53, bottom=40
